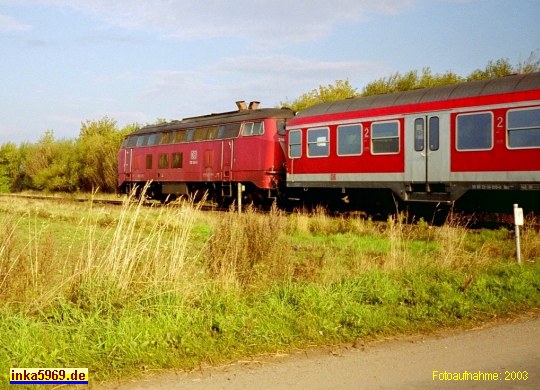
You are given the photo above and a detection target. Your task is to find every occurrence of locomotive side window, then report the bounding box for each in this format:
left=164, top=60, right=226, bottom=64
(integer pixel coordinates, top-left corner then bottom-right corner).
left=174, top=130, right=186, bottom=143
left=146, top=154, right=153, bottom=169
left=207, top=125, right=219, bottom=140
left=159, top=132, right=171, bottom=144
left=125, top=135, right=138, bottom=148
left=507, top=107, right=540, bottom=149
left=136, top=135, right=148, bottom=147
left=158, top=153, right=169, bottom=169
left=337, top=124, right=362, bottom=156
left=172, top=152, right=183, bottom=168
left=371, top=121, right=399, bottom=154
left=288, top=130, right=302, bottom=158
left=456, top=112, right=493, bottom=151
left=307, top=128, right=329, bottom=157
left=147, top=133, right=160, bottom=146
left=193, top=127, right=208, bottom=141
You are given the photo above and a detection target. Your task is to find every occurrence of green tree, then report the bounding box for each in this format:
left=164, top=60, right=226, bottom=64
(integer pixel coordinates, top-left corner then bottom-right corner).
left=74, top=117, right=139, bottom=192
left=514, top=50, right=540, bottom=74
left=362, top=67, right=463, bottom=96
left=466, top=58, right=514, bottom=81
left=281, top=80, right=358, bottom=111
left=0, top=142, right=19, bottom=192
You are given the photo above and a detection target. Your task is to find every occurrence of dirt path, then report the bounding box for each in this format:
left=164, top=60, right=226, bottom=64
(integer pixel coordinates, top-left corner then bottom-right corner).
left=99, top=314, right=539, bottom=389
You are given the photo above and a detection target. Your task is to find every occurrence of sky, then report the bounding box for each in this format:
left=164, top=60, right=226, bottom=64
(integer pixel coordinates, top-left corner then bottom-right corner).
left=1, top=0, right=539, bottom=143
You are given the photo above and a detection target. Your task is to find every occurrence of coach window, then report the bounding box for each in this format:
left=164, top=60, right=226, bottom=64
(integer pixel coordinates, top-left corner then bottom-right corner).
left=371, top=121, right=399, bottom=154
left=289, top=130, right=302, bottom=158
left=337, top=124, right=362, bottom=156
left=429, top=117, right=440, bottom=151
left=172, top=152, right=183, bottom=168
left=158, top=153, right=169, bottom=169
left=456, top=112, right=493, bottom=151
left=414, top=118, right=425, bottom=151
left=307, top=128, right=329, bottom=157
left=146, top=154, right=153, bottom=169
left=507, top=107, right=540, bottom=148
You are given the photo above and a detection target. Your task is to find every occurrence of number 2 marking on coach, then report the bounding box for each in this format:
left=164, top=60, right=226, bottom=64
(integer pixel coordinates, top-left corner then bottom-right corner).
left=497, top=116, right=504, bottom=128
left=364, top=127, right=369, bottom=138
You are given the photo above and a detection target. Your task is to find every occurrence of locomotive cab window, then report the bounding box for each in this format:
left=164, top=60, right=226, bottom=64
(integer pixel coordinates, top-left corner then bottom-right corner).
left=507, top=107, right=540, bottom=149
left=456, top=112, right=493, bottom=151
left=307, top=128, right=329, bottom=157
left=337, top=124, right=362, bottom=156
left=288, top=130, right=302, bottom=159
left=371, top=121, right=399, bottom=154
left=242, top=121, right=264, bottom=136
left=277, top=120, right=286, bottom=136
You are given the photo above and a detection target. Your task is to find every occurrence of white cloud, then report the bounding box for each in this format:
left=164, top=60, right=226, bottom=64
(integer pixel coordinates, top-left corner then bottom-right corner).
left=139, top=55, right=388, bottom=117
left=0, top=14, right=32, bottom=32
left=6, top=0, right=413, bottom=44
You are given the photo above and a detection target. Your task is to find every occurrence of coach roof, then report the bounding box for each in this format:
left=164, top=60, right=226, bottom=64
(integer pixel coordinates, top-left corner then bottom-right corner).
left=295, top=72, right=540, bottom=118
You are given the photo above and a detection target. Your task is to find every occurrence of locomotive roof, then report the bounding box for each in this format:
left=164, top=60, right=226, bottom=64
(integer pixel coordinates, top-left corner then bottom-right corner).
left=294, top=72, right=540, bottom=118
left=132, top=107, right=294, bottom=135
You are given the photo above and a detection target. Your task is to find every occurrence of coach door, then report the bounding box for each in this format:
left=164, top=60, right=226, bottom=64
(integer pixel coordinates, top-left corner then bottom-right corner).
left=405, top=112, right=450, bottom=186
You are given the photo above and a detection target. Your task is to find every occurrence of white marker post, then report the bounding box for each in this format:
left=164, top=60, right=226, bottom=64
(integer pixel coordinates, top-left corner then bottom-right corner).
left=237, top=182, right=243, bottom=214
left=513, top=204, right=523, bottom=265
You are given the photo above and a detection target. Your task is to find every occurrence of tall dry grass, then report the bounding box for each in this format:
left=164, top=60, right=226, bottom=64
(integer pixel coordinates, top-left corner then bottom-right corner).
left=0, top=186, right=204, bottom=310
left=206, top=204, right=290, bottom=289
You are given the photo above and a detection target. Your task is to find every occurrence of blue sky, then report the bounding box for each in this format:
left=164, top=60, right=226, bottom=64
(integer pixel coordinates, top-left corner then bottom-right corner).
left=1, top=0, right=539, bottom=143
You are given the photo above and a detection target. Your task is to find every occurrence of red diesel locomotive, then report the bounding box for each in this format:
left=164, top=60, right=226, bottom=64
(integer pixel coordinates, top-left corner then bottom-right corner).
left=118, top=101, right=294, bottom=204
left=285, top=72, right=540, bottom=213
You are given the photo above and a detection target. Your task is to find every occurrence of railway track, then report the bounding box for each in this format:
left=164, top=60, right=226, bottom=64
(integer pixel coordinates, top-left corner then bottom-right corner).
left=0, top=192, right=230, bottom=212
left=0, top=192, right=125, bottom=206
left=1, top=192, right=537, bottom=229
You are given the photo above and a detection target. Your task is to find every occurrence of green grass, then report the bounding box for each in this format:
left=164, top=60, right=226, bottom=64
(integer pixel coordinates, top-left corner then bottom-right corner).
left=0, top=195, right=539, bottom=387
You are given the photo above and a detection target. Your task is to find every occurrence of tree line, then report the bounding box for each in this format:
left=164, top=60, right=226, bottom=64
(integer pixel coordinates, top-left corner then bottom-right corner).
left=0, top=55, right=538, bottom=193
left=0, top=118, right=137, bottom=193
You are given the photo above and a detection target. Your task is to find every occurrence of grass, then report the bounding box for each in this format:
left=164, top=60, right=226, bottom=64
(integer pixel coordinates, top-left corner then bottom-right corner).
left=0, top=194, right=539, bottom=388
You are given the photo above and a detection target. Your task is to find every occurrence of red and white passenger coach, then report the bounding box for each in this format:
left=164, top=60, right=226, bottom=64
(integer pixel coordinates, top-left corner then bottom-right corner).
left=118, top=101, right=294, bottom=204
left=285, top=72, right=540, bottom=212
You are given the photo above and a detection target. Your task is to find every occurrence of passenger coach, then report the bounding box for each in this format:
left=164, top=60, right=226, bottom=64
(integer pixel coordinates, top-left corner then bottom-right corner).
left=118, top=101, right=294, bottom=204
left=285, top=73, right=540, bottom=212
